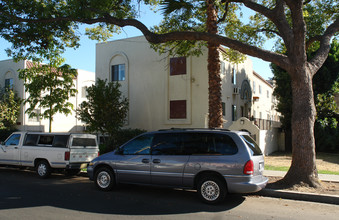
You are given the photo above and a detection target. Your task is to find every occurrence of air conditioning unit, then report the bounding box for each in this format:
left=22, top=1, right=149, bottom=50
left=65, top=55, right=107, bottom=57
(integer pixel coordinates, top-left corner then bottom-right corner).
left=233, top=87, right=240, bottom=95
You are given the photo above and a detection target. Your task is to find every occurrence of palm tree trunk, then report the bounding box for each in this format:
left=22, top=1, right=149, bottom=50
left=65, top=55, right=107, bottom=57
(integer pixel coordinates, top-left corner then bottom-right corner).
left=207, top=0, right=222, bottom=128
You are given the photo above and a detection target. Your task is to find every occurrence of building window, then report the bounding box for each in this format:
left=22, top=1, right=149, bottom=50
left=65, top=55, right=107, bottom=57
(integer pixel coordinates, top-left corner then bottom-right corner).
left=81, top=86, right=88, bottom=98
left=170, top=100, right=187, bottom=119
left=111, top=64, right=125, bottom=81
left=220, top=62, right=226, bottom=76
left=232, top=105, right=237, bottom=121
left=267, top=90, right=270, bottom=98
left=222, top=102, right=226, bottom=116
left=259, top=85, right=262, bottom=94
left=231, top=68, right=236, bottom=84
left=170, top=57, right=186, bottom=76
left=253, top=110, right=256, bottom=119
left=259, top=112, right=262, bottom=119
left=253, top=81, right=256, bottom=94
left=5, top=78, right=13, bottom=90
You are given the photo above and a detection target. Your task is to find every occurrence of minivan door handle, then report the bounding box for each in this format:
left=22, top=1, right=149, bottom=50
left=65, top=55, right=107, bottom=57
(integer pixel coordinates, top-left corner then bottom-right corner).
left=142, top=158, right=150, bottom=164
left=153, top=159, right=161, bottom=164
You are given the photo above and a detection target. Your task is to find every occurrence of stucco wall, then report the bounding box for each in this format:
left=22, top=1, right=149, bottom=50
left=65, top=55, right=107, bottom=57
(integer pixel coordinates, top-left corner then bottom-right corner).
left=0, top=59, right=95, bottom=132
left=229, top=117, right=284, bottom=155
left=96, top=36, right=211, bottom=131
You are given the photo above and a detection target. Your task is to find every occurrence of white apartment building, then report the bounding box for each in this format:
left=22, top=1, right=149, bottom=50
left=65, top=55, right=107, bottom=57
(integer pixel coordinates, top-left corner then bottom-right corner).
left=0, top=59, right=95, bottom=132
left=96, top=36, right=280, bottom=132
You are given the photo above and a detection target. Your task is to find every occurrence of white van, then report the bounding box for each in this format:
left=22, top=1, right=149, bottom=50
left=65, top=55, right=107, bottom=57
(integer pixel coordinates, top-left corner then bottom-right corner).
left=0, top=132, right=99, bottom=178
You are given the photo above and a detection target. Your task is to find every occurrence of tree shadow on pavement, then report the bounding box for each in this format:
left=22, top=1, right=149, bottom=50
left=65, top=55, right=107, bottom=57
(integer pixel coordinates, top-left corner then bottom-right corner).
left=0, top=168, right=245, bottom=215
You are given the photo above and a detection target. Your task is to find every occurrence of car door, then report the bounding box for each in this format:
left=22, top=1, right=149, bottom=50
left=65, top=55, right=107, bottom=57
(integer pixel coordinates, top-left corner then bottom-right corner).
left=115, top=134, right=153, bottom=184
left=0, top=134, right=21, bottom=165
left=150, top=133, right=190, bottom=187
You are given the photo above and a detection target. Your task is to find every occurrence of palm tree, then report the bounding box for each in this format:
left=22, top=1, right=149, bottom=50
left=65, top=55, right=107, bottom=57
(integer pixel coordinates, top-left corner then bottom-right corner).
left=161, top=0, right=223, bottom=128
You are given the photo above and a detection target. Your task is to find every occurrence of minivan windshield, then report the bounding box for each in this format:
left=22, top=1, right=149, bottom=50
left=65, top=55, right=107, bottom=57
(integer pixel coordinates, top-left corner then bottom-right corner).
left=240, top=135, right=263, bottom=156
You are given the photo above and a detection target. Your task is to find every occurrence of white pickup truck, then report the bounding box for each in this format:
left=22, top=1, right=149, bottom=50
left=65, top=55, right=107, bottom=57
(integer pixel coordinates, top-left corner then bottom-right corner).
left=0, top=131, right=99, bottom=178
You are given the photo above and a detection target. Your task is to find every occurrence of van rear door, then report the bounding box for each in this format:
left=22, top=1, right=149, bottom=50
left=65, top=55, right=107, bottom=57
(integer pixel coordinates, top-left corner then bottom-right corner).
left=240, top=134, right=265, bottom=176
left=69, top=134, right=99, bottom=166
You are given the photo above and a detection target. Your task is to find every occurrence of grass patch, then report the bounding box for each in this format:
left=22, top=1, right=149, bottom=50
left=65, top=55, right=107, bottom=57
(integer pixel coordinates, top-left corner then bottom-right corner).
left=265, top=165, right=339, bottom=175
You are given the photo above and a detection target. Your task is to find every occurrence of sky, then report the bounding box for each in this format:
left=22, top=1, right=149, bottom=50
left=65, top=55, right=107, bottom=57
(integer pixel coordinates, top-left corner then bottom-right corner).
left=0, top=4, right=273, bottom=80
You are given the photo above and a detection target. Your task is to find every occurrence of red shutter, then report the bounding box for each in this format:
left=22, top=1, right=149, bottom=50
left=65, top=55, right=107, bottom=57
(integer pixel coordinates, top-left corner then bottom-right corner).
left=170, top=100, right=187, bottom=119
left=170, top=57, right=187, bottom=76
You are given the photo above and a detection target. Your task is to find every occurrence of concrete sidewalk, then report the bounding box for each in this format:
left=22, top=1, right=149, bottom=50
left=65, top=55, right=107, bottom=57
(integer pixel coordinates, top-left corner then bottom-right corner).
left=264, top=170, right=339, bottom=182
left=257, top=170, right=339, bottom=205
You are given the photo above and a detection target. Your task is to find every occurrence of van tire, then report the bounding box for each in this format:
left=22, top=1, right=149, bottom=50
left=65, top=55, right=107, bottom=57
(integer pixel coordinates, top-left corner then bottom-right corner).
left=94, top=167, right=115, bottom=191
left=197, top=175, right=226, bottom=204
left=36, top=160, right=51, bottom=178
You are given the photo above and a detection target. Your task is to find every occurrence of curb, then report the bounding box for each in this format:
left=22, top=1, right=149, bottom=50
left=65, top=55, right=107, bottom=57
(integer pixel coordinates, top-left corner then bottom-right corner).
left=257, top=188, right=339, bottom=205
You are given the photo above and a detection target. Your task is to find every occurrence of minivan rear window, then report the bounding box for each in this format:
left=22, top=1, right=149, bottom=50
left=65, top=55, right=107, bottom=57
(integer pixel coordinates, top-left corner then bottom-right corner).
left=241, top=135, right=263, bottom=156
left=72, top=138, right=97, bottom=147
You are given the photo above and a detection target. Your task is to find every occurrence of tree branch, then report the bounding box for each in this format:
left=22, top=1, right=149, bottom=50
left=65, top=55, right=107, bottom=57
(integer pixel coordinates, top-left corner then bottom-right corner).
left=308, top=18, right=339, bottom=76
left=5, top=12, right=290, bottom=69
left=231, top=0, right=293, bottom=52
left=217, top=1, right=229, bottom=23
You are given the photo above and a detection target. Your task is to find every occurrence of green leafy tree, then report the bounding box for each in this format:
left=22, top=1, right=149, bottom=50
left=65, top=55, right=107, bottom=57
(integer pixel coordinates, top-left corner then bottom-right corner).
left=1, top=0, right=338, bottom=187
left=18, top=52, right=77, bottom=133
left=76, top=78, right=129, bottom=149
left=0, top=88, right=22, bottom=130
left=273, top=40, right=339, bottom=151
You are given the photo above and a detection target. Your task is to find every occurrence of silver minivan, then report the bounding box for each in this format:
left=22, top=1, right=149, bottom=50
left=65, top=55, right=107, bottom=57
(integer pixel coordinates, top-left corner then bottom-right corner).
left=87, top=129, right=268, bottom=204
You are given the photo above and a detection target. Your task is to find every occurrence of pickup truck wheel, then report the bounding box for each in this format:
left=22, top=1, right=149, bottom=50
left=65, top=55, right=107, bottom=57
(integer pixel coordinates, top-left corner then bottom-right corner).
left=94, top=167, right=115, bottom=191
left=36, top=161, right=51, bottom=178
left=197, top=175, right=226, bottom=204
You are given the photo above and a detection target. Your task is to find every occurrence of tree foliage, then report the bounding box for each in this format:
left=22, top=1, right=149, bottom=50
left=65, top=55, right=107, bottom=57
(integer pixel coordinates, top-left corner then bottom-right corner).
left=0, top=88, right=22, bottom=130
left=18, top=52, right=77, bottom=132
left=1, top=0, right=338, bottom=187
left=76, top=78, right=129, bottom=148
left=273, top=40, right=339, bottom=151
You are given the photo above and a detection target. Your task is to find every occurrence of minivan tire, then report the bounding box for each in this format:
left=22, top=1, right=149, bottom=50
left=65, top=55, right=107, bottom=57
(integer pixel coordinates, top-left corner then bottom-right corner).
left=94, top=167, right=115, bottom=191
left=36, top=160, right=51, bottom=178
left=197, top=175, right=226, bottom=204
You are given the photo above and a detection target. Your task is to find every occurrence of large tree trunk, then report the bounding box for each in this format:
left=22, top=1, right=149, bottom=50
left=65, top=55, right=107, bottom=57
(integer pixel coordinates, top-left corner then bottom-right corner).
left=283, top=66, right=321, bottom=187
left=207, top=0, right=222, bottom=128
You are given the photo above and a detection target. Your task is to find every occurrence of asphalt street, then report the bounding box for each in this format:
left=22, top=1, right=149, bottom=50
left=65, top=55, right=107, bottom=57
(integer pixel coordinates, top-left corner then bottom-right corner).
left=1, top=167, right=338, bottom=220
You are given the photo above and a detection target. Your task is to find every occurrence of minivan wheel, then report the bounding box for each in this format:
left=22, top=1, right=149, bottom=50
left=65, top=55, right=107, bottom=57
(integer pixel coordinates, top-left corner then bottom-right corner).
left=36, top=160, right=51, bottom=178
left=94, top=167, right=115, bottom=191
left=197, top=176, right=226, bottom=204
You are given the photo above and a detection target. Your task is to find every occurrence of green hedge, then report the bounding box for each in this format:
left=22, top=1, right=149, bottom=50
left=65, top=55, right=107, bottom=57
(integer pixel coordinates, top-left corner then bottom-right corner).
left=315, top=122, right=339, bottom=153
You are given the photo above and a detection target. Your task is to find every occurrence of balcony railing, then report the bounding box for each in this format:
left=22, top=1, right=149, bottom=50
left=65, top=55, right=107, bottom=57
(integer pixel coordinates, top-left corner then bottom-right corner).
left=250, top=117, right=281, bottom=130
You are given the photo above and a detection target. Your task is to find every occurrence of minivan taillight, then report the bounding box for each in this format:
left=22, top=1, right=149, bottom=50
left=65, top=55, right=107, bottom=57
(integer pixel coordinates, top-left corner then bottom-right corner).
left=243, top=160, right=254, bottom=175
left=65, top=151, right=70, bottom=161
